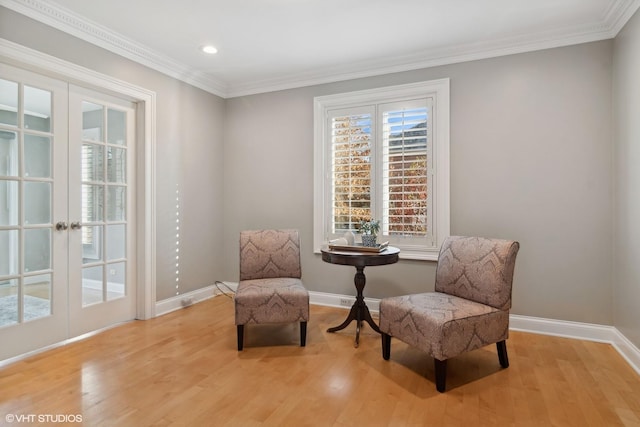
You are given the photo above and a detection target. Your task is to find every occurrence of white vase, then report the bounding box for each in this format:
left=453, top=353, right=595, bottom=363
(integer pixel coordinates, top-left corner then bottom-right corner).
left=343, top=231, right=355, bottom=246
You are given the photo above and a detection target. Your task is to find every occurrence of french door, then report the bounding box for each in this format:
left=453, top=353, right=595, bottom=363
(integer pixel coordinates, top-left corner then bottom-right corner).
left=0, top=64, right=69, bottom=360
left=0, top=63, right=136, bottom=361
left=67, top=85, right=136, bottom=338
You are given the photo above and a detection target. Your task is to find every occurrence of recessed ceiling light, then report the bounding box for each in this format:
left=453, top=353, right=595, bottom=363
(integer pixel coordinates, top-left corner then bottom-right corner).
left=201, top=45, right=218, bottom=54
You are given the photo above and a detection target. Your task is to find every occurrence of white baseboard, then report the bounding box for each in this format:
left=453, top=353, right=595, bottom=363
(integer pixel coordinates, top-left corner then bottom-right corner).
left=509, top=314, right=616, bottom=343
left=154, top=281, right=238, bottom=316
left=308, top=290, right=380, bottom=312
left=509, top=314, right=640, bottom=376
left=611, top=329, right=640, bottom=376
left=156, top=284, right=640, bottom=376
left=155, top=285, right=217, bottom=316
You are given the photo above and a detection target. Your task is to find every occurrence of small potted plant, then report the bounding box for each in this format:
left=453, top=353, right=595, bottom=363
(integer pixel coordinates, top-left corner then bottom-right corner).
left=358, top=219, right=380, bottom=247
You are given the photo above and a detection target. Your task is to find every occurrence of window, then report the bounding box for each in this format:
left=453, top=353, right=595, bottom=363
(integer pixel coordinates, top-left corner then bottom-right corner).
left=314, top=80, right=450, bottom=260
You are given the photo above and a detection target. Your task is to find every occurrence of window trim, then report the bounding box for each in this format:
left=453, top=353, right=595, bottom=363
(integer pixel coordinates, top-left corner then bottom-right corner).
left=313, top=79, right=450, bottom=261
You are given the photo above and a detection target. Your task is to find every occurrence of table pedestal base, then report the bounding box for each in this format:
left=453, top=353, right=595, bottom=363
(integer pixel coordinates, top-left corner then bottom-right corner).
left=327, top=266, right=380, bottom=347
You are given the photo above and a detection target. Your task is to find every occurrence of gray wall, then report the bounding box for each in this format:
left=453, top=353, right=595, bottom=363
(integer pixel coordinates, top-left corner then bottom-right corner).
left=0, top=6, right=226, bottom=301
left=223, top=41, right=614, bottom=325
left=613, top=10, right=640, bottom=348
left=3, top=5, right=636, bottom=336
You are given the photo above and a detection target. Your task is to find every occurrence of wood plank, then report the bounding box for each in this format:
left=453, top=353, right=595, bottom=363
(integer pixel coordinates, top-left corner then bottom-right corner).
left=1, top=297, right=639, bottom=426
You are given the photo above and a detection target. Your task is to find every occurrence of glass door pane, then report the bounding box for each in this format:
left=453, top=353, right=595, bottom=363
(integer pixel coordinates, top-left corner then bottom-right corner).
left=0, top=181, right=18, bottom=226
left=0, top=279, right=18, bottom=326
left=24, top=85, right=52, bottom=132
left=25, top=134, right=52, bottom=178
left=0, top=130, right=18, bottom=175
left=82, top=265, right=103, bottom=306
left=0, top=79, right=18, bottom=127
left=24, top=274, right=51, bottom=321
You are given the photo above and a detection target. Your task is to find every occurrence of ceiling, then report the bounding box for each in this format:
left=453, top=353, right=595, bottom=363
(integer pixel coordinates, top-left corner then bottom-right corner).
left=3, top=0, right=640, bottom=98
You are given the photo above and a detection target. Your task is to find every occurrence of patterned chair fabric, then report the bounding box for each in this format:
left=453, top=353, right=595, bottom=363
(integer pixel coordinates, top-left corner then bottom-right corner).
left=435, top=236, right=518, bottom=311
left=239, top=229, right=302, bottom=281
left=379, top=236, right=519, bottom=392
left=234, top=229, right=309, bottom=350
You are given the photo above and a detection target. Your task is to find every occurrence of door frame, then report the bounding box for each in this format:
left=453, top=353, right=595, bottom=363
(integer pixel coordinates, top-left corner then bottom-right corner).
left=0, top=38, right=156, bottom=320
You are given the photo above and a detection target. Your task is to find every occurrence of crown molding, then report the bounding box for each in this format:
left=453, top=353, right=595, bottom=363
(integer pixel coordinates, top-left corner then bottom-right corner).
left=2, top=0, right=639, bottom=99
left=0, top=0, right=229, bottom=97
left=226, top=25, right=613, bottom=98
left=606, top=0, right=640, bottom=34
left=225, top=0, right=640, bottom=97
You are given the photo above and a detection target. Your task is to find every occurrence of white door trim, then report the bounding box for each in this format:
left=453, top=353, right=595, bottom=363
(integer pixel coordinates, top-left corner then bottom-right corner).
left=0, top=37, right=157, bottom=319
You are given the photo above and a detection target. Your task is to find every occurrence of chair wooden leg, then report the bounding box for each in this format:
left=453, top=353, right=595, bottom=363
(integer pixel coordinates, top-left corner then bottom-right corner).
left=382, top=333, right=391, bottom=360
left=300, top=321, right=307, bottom=347
left=434, top=359, right=447, bottom=393
left=237, top=325, right=244, bottom=351
left=497, top=340, right=509, bottom=368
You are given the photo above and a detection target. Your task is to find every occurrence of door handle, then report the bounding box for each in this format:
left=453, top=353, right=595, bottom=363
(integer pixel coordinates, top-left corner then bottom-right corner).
left=56, top=221, right=68, bottom=231
left=70, top=221, right=82, bottom=230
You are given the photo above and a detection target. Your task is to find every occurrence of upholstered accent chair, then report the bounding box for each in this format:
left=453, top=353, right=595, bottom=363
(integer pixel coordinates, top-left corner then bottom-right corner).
left=379, top=236, right=520, bottom=392
left=234, top=229, right=309, bottom=351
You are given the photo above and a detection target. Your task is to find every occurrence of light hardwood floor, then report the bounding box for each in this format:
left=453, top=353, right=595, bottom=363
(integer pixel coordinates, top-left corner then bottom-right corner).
left=1, top=296, right=639, bottom=426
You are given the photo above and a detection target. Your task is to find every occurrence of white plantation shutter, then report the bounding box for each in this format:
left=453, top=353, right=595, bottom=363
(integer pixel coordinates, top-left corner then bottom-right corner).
left=325, top=101, right=434, bottom=246
left=380, top=100, right=433, bottom=245
left=314, top=80, right=449, bottom=260
left=329, top=107, right=374, bottom=233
